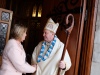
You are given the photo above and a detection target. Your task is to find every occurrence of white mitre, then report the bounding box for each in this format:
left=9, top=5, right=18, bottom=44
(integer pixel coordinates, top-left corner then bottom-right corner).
left=44, top=18, right=59, bottom=33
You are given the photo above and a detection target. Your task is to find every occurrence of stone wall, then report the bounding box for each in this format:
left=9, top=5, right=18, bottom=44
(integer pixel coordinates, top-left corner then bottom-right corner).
left=91, top=0, right=100, bottom=75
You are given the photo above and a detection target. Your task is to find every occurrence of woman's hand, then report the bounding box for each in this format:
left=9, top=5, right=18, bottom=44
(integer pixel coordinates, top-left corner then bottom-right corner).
left=32, top=64, right=37, bottom=71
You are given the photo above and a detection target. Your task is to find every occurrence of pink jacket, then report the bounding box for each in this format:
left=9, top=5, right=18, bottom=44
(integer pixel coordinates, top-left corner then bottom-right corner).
left=0, top=39, right=36, bottom=75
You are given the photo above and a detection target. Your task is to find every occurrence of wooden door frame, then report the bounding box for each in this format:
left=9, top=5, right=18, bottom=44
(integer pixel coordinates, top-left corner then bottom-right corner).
left=74, top=0, right=87, bottom=75
left=78, top=0, right=98, bottom=75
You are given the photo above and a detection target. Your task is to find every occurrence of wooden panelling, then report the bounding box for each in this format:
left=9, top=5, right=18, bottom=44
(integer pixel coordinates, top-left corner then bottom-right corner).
left=0, top=0, right=6, bottom=8
left=78, top=0, right=98, bottom=75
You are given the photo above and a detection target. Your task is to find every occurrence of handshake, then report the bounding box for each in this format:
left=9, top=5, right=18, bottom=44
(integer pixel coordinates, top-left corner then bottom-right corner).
left=32, top=64, right=37, bottom=72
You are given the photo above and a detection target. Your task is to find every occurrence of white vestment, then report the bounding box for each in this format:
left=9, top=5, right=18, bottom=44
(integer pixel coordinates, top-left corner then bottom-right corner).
left=32, top=38, right=71, bottom=75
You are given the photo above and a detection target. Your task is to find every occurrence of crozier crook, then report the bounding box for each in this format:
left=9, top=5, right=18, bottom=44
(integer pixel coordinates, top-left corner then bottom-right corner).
left=58, top=14, right=74, bottom=75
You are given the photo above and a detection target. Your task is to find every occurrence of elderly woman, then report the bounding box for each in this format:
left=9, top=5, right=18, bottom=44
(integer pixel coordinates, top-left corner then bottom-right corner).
left=0, top=24, right=36, bottom=75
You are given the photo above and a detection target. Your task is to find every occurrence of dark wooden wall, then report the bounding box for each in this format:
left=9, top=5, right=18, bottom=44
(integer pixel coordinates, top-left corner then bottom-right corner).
left=0, top=0, right=6, bottom=8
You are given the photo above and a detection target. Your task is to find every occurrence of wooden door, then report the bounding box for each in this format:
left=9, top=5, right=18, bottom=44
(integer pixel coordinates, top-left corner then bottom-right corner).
left=0, top=8, right=13, bottom=66
left=40, top=0, right=86, bottom=75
